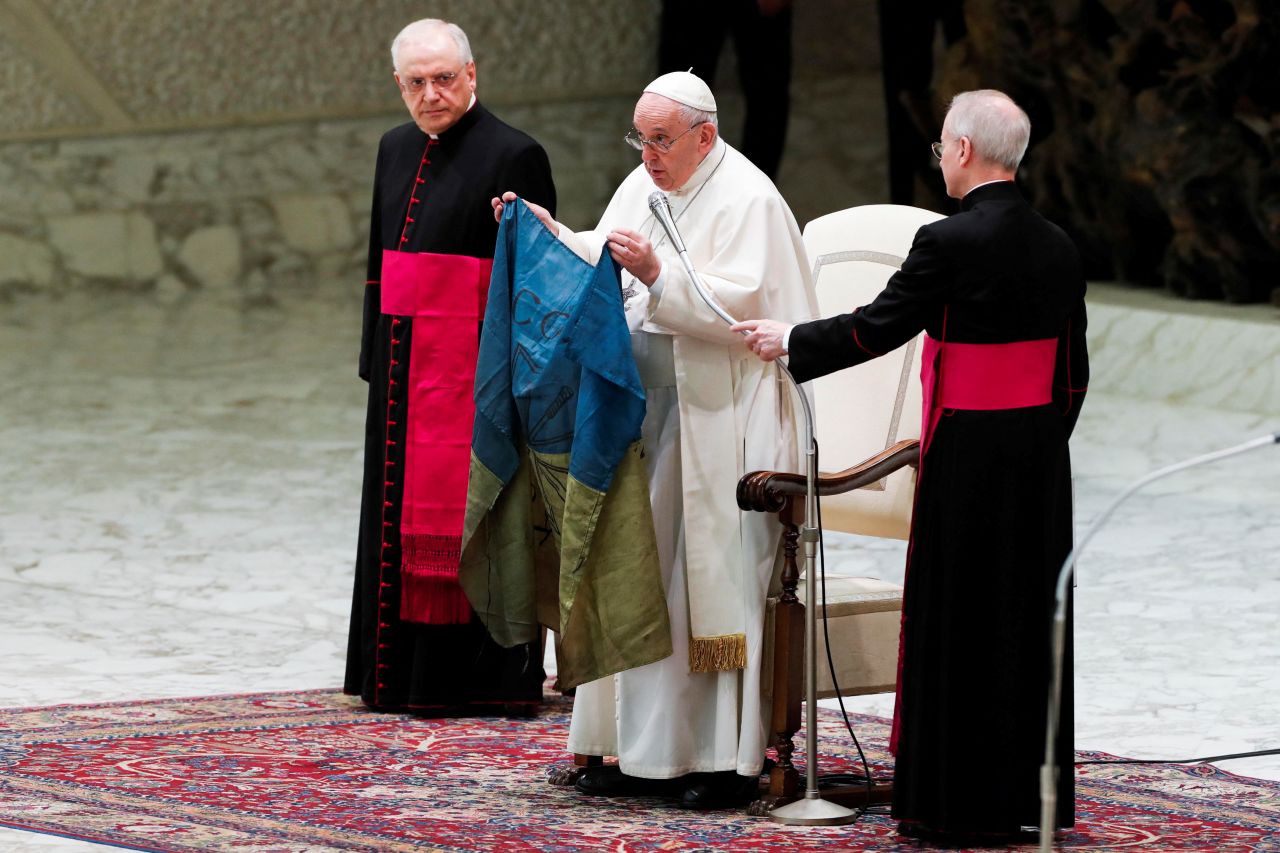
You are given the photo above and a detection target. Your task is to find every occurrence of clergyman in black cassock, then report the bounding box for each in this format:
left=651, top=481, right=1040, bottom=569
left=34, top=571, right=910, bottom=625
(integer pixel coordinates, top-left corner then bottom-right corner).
left=344, top=19, right=557, bottom=714
left=736, top=90, right=1088, bottom=839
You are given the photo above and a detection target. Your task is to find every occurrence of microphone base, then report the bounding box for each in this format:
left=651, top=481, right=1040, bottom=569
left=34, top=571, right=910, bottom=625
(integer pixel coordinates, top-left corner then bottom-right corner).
left=769, top=794, right=860, bottom=826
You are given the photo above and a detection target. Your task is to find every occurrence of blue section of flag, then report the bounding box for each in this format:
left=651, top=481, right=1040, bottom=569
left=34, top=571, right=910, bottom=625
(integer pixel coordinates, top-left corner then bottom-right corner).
left=473, top=200, right=645, bottom=494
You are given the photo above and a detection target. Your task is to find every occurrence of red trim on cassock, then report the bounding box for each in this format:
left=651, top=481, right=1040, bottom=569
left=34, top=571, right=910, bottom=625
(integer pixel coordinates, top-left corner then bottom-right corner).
left=373, top=317, right=404, bottom=705
left=1057, top=318, right=1089, bottom=415
left=849, top=309, right=883, bottom=357
left=398, top=139, right=436, bottom=246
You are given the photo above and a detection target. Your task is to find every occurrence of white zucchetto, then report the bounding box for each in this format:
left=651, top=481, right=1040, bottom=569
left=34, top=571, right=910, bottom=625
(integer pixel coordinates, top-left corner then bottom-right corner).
left=643, top=71, right=717, bottom=112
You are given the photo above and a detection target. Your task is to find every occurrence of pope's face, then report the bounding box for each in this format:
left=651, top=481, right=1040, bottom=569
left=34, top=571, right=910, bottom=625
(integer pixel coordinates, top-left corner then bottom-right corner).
left=632, top=94, right=715, bottom=192
left=394, top=32, right=476, bottom=136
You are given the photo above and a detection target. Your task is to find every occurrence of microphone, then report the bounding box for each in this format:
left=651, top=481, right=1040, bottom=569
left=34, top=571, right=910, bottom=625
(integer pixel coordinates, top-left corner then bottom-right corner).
left=647, top=191, right=687, bottom=255
left=1037, top=429, right=1280, bottom=851
left=646, top=190, right=738, bottom=327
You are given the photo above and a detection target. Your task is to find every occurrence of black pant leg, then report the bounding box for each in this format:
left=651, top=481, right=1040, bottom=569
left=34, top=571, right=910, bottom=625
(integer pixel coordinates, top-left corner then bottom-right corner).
left=658, top=0, right=730, bottom=85
left=730, top=0, right=793, bottom=180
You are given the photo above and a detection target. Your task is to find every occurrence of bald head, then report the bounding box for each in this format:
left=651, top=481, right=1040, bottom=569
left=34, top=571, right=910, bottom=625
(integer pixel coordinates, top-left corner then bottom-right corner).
left=943, top=90, right=1030, bottom=171
left=390, top=19, right=472, bottom=71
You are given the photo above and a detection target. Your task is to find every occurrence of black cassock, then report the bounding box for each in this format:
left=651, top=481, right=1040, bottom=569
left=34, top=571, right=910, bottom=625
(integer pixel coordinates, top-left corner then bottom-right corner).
left=345, top=104, right=557, bottom=712
left=789, top=181, right=1089, bottom=833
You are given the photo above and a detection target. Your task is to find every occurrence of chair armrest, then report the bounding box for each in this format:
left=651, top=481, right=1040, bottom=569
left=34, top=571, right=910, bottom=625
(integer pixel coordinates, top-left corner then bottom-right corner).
left=737, top=438, right=920, bottom=512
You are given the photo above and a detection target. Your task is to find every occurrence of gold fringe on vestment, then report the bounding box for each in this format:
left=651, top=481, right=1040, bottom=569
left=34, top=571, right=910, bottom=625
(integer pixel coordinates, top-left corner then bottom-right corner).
left=688, top=633, right=747, bottom=672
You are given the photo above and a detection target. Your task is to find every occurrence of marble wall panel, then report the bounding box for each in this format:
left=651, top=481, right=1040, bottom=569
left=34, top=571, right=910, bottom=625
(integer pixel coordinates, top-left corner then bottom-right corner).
left=0, top=232, right=54, bottom=286
left=1086, top=285, right=1280, bottom=415
left=0, top=28, right=94, bottom=133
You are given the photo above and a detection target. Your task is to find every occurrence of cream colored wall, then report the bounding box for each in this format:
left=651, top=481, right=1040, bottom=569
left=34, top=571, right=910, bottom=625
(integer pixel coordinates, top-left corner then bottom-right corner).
left=0, top=0, right=884, bottom=299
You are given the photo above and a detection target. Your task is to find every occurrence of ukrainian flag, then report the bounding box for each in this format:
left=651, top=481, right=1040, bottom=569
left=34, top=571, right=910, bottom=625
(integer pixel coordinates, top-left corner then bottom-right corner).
left=460, top=200, right=671, bottom=690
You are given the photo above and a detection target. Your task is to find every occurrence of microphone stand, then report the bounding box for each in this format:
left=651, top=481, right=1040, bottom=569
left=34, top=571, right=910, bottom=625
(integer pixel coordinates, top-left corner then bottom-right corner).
left=1037, top=430, right=1279, bottom=852
left=647, top=191, right=858, bottom=825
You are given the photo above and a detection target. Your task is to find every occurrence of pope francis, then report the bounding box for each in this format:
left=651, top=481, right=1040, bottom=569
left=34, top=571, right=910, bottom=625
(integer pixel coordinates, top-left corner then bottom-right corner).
left=492, top=71, right=817, bottom=809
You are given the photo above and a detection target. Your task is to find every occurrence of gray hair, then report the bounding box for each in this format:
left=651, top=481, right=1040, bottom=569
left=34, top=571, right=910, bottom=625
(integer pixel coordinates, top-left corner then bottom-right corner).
left=677, top=103, right=718, bottom=130
left=390, top=19, right=473, bottom=71
left=945, top=90, right=1030, bottom=170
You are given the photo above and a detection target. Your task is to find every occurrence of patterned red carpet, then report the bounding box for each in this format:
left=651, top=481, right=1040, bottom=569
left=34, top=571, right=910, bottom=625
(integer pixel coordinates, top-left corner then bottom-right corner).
left=1, top=689, right=1277, bottom=851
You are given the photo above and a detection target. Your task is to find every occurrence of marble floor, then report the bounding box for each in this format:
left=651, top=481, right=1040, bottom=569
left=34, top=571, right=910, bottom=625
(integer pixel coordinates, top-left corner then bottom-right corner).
left=1, top=286, right=1277, bottom=851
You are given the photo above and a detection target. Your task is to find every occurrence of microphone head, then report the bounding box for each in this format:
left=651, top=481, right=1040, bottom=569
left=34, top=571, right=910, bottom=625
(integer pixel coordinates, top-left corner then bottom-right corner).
left=647, top=189, right=686, bottom=254
left=647, top=190, right=670, bottom=216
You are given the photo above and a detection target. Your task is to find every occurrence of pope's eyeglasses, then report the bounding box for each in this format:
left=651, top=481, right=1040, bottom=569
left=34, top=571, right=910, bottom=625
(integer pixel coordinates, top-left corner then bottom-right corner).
left=625, top=122, right=706, bottom=153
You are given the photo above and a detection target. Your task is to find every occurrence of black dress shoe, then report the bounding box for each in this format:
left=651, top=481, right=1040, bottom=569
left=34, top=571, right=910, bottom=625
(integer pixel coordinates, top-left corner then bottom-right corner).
left=679, top=771, right=760, bottom=810
left=574, top=765, right=685, bottom=799
left=896, top=821, right=1027, bottom=848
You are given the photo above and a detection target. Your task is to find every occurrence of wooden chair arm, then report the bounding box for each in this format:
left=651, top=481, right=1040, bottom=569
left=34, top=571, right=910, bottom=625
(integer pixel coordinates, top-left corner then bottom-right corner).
left=737, top=438, right=920, bottom=513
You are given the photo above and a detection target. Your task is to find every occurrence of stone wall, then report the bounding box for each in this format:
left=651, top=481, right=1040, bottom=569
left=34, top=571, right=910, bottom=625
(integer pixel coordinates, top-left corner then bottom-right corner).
left=0, top=102, right=642, bottom=304
left=0, top=0, right=886, bottom=303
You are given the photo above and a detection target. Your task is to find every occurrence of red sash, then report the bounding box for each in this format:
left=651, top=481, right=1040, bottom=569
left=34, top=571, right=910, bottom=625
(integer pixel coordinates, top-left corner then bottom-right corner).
left=918, top=335, right=1057, bottom=458
left=890, top=333, right=1058, bottom=753
left=381, top=249, right=493, bottom=625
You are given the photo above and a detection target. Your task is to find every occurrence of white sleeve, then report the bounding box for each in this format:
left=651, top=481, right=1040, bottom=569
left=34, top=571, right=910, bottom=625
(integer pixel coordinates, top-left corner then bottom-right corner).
left=647, top=262, right=668, bottom=299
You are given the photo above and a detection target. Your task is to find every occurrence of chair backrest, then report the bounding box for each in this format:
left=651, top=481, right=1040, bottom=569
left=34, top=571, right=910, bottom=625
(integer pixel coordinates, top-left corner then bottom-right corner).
left=802, top=204, right=944, bottom=540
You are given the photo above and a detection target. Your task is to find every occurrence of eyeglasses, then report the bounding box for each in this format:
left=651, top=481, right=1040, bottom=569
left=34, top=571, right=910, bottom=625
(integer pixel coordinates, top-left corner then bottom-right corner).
left=399, top=71, right=462, bottom=96
left=625, top=122, right=705, bottom=153
left=932, top=137, right=967, bottom=159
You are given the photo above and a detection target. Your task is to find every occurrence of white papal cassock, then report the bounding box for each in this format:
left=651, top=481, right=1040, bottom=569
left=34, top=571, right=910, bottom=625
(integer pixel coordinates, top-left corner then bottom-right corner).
left=552, top=136, right=818, bottom=778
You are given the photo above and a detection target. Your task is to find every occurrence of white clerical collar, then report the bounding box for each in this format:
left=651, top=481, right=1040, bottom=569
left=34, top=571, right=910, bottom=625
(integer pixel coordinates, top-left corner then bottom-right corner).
left=429, top=94, right=478, bottom=139
left=963, top=178, right=1014, bottom=196
left=670, top=136, right=727, bottom=197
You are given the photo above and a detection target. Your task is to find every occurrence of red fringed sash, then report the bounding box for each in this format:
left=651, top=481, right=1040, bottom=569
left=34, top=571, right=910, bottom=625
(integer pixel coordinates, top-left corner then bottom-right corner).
left=381, top=248, right=493, bottom=625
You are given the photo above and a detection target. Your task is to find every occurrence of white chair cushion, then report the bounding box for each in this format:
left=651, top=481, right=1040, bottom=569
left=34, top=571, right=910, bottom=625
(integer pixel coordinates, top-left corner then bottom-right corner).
left=808, top=574, right=903, bottom=699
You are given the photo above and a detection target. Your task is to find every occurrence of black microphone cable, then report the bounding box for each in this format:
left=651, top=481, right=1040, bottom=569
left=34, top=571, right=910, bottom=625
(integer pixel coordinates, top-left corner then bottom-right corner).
left=809, top=438, right=895, bottom=820
left=1077, top=748, right=1280, bottom=766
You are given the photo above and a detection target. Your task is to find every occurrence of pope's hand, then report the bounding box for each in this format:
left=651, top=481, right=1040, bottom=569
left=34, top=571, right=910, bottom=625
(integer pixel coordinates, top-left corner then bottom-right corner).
left=607, top=227, right=661, bottom=286
left=490, top=192, right=558, bottom=236
left=731, top=319, right=791, bottom=362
